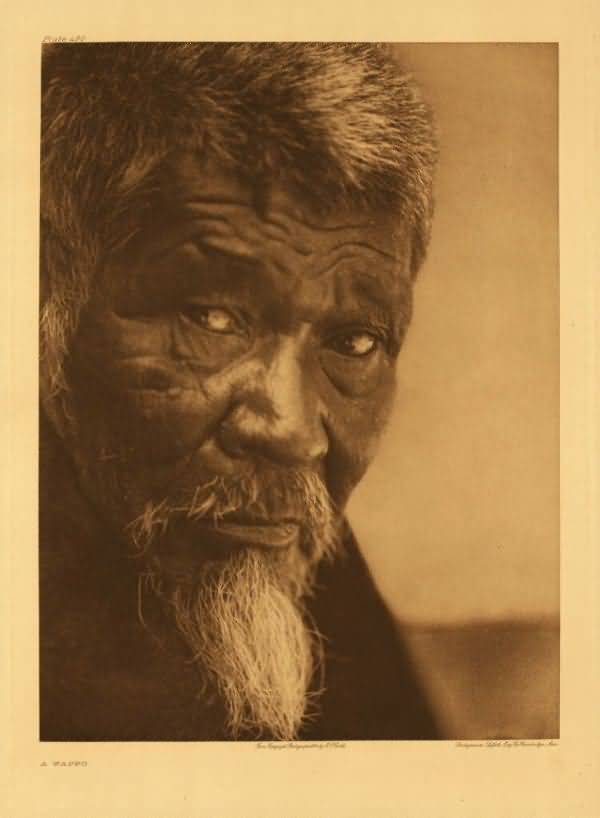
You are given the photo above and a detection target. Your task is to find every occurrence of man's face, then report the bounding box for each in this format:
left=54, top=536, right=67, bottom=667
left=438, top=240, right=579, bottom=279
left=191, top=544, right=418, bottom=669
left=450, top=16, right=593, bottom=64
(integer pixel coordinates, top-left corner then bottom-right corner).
left=64, top=153, right=414, bottom=570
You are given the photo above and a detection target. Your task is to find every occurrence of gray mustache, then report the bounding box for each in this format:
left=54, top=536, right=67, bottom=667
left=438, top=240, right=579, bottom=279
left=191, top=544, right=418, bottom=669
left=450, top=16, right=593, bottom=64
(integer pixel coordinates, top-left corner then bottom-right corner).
left=127, top=468, right=338, bottom=557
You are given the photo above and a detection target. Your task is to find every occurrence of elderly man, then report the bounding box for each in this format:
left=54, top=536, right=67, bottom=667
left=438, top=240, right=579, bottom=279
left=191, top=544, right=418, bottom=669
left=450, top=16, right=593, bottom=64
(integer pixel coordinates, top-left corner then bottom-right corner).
left=39, top=42, right=439, bottom=741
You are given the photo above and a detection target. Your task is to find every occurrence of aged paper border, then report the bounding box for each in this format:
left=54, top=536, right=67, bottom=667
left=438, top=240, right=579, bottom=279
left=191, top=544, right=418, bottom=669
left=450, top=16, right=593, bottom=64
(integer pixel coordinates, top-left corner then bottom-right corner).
left=2, top=0, right=599, bottom=815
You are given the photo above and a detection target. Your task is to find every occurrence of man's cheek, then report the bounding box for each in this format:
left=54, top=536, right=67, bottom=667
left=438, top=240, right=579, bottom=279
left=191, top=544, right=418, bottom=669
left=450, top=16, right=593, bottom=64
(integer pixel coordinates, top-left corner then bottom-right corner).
left=66, top=377, right=229, bottom=530
left=325, top=383, right=396, bottom=507
left=67, top=349, right=220, bottom=466
left=108, top=382, right=222, bottom=463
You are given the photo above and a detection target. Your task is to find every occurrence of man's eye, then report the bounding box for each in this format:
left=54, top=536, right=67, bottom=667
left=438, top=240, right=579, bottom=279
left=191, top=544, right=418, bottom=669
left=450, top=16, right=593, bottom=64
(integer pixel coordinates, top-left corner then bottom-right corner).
left=330, top=332, right=379, bottom=357
left=183, top=306, right=239, bottom=334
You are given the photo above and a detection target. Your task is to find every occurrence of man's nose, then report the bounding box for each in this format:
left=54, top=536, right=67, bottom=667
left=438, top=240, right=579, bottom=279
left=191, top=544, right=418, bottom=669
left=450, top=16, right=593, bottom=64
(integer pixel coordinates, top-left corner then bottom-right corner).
left=218, top=336, right=328, bottom=468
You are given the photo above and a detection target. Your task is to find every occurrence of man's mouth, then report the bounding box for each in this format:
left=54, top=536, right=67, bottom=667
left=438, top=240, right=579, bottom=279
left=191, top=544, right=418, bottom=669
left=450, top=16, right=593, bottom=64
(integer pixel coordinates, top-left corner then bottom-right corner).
left=195, top=519, right=301, bottom=551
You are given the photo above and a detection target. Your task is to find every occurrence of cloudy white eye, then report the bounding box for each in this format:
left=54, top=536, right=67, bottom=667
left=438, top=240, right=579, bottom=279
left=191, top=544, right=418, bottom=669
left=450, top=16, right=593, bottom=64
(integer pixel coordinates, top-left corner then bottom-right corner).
left=330, top=331, right=379, bottom=357
left=185, top=306, right=239, bottom=334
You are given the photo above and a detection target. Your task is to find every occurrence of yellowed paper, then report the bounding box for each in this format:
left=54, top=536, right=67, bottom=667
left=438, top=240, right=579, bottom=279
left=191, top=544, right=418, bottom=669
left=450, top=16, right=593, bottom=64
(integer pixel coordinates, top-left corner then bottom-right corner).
left=2, top=0, right=599, bottom=815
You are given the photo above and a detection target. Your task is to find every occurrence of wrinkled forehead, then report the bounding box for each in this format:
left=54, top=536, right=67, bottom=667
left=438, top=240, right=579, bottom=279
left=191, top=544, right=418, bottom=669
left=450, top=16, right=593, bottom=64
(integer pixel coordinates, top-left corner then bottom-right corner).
left=143, top=152, right=413, bottom=280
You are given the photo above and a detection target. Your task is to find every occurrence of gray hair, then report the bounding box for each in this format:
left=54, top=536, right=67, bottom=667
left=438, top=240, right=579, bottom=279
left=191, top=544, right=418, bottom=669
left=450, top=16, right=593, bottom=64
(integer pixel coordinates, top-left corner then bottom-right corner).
left=40, top=43, right=437, bottom=395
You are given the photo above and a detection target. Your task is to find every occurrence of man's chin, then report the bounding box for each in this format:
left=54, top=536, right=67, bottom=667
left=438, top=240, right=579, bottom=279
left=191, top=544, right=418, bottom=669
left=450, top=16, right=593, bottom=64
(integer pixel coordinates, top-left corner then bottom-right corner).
left=151, top=538, right=312, bottom=597
left=146, top=513, right=332, bottom=598
left=142, top=546, right=321, bottom=740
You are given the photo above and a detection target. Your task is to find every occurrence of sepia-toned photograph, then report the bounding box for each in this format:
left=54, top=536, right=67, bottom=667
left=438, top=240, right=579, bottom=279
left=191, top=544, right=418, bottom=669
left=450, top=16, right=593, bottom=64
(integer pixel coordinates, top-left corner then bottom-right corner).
left=38, top=41, right=559, bottom=742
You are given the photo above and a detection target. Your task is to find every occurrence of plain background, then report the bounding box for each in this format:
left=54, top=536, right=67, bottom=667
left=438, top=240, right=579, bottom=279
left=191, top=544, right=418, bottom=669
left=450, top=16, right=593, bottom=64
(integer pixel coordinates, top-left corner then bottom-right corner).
left=348, top=43, right=559, bottom=625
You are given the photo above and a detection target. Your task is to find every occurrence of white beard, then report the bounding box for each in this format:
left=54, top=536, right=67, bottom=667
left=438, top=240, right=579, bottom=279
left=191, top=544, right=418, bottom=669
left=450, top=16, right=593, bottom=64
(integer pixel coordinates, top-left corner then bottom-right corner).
left=131, top=467, right=339, bottom=739
left=145, top=547, right=323, bottom=740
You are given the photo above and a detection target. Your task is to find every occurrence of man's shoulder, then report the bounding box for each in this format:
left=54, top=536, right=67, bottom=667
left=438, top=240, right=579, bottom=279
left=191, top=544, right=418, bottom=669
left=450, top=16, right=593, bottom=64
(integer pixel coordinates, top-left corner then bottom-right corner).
left=302, top=528, right=441, bottom=740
